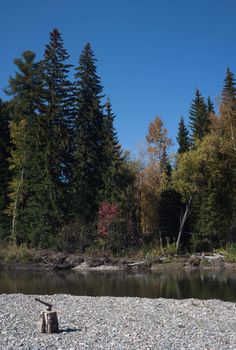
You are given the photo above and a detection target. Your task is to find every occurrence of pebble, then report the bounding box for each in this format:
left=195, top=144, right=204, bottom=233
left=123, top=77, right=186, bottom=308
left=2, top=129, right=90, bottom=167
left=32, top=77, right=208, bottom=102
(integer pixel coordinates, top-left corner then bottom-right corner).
left=0, top=294, right=236, bottom=349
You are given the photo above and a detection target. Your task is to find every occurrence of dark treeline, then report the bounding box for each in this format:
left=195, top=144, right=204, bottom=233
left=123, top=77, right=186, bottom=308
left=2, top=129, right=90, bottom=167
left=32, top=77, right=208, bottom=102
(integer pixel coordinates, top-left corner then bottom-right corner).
left=0, top=29, right=236, bottom=254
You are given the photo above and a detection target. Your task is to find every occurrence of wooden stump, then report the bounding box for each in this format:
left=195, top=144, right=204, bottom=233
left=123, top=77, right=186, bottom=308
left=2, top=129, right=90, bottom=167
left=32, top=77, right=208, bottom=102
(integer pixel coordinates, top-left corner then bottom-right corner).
left=39, top=310, right=59, bottom=333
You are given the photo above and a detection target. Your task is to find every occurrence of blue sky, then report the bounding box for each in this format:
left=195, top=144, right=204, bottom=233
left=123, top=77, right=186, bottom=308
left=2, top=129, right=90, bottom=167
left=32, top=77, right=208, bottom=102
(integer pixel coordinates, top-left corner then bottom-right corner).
left=1, top=0, right=236, bottom=155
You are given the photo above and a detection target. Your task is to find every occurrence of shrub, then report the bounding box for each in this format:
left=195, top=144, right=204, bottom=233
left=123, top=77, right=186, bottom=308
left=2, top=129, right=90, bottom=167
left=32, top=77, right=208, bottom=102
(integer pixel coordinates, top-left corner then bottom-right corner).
left=58, top=221, right=97, bottom=253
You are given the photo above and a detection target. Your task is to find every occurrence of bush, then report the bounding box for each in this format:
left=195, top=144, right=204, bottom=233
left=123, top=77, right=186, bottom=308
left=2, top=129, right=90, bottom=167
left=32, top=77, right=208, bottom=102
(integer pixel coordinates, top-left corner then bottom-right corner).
left=58, top=221, right=97, bottom=253
left=0, top=244, right=34, bottom=262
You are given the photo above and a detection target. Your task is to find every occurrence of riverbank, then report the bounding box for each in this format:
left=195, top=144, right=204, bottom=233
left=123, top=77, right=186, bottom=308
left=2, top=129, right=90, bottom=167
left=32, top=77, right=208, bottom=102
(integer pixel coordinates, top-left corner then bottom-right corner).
left=0, top=294, right=235, bottom=349
left=1, top=246, right=236, bottom=271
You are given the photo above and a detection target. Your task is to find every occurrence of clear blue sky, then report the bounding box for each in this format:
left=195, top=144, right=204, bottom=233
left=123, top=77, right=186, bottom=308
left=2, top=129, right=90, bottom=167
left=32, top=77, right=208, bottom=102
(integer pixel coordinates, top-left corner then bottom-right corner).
left=1, top=0, right=236, bottom=155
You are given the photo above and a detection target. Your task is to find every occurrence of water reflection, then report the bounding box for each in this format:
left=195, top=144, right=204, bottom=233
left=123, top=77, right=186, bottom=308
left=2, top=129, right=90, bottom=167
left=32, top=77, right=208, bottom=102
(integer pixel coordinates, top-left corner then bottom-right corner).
left=0, top=269, right=236, bottom=301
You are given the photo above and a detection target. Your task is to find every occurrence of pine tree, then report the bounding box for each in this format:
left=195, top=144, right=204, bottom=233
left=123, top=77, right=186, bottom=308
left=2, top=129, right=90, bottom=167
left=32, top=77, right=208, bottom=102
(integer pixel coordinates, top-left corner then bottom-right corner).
left=189, top=89, right=210, bottom=142
left=176, top=116, right=190, bottom=153
left=0, top=99, right=11, bottom=239
left=71, top=43, right=106, bottom=222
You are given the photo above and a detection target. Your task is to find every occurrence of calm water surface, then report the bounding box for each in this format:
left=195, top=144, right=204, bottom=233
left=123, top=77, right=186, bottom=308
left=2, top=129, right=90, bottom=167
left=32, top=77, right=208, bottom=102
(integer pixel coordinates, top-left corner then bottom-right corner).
left=1, top=269, right=236, bottom=301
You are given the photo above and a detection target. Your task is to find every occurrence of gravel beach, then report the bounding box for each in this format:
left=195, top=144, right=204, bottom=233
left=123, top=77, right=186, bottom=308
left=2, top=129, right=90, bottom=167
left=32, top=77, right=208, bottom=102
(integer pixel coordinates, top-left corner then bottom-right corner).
left=0, top=294, right=236, bottom=350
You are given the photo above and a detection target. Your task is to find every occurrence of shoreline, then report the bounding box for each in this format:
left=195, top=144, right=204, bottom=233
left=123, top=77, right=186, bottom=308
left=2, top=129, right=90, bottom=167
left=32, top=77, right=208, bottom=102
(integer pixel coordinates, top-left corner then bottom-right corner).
left=1, top=249, right=236, bottom=272
left=0, top=294, right=235, bottom=349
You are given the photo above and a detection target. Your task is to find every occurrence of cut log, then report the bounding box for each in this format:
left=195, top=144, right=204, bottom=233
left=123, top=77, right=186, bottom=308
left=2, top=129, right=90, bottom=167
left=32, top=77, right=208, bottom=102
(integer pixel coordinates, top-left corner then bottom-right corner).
left=39, top=310, right=59, bottom=333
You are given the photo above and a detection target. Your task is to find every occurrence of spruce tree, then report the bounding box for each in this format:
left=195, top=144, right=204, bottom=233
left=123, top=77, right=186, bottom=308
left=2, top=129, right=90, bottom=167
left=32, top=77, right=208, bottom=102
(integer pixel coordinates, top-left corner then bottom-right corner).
left=100, top=98, right=123, bottom=201
left=189, top=89, right=210, bottom=142
left=207, top=96, right=215, bottom=114
left=176, top=116, right=190, bottom=153
left=72, top=43, right=106, bottom=222
left=43, top=28, right=73, bottom=203
left=0, top=100, right=11, bottom=239
left=222, top=68, right=236, bottom=105
left=191, top=140, right=233, bottom=250
left=220, top=68, right=236, bottom=152
left=6, top=51, right=58, bottom=246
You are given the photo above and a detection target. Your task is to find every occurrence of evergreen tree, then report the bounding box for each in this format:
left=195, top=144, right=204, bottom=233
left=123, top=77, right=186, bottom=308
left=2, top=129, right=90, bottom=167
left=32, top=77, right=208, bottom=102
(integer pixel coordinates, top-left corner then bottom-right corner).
left=0, top=100, right=11, bottom=239
left=191, top=136, right=234, bottom=250
left=222, top=68, right=236, bottom=105
left=176, top=116, right=190, bottom=153
left=6, top=51, right=58, bottom=246
left=207, top=96, right=215, bottom=114
left=71, top=43, right=106, bottom=222
left=189, top=89, right=210, bottom=142
left=104, top=98, right=121, bottom=162
left=100, top=98, right=123, bottom=201
left=43, top=28, right=73, bottom=203
left=220, top=68, right=236, bottom=152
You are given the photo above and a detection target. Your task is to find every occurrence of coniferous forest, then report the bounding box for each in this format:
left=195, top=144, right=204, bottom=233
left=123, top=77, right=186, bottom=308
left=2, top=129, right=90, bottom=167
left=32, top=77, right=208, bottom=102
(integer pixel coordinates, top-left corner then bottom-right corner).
left=1, top=28, right=236, bottom=254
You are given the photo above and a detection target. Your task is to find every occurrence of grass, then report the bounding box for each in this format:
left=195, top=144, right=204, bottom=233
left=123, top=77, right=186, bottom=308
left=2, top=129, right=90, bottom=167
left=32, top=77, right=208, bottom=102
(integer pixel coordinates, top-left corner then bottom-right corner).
left=215, top=244, right=236, bottom=263
left=0, top=244, right=36, bottom=263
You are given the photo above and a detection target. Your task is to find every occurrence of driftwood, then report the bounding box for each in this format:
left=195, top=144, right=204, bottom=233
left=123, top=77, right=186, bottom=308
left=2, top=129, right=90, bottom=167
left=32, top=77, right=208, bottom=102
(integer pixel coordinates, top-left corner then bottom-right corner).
left=53, top=264, right=75, bottom=270
left=202, top=254, right=224, bottom=261
left=127, top=261, right=151, bottom=270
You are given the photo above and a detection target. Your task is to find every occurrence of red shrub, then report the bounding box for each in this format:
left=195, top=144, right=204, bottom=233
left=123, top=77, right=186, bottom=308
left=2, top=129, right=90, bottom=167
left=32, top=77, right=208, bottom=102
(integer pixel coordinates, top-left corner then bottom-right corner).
left=98, top=202, right=119, bottom=237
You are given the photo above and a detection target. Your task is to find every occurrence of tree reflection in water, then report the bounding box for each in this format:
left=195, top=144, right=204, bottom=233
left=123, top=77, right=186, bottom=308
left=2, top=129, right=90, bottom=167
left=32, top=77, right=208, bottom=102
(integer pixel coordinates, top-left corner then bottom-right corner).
left=0, top=269, right=236, bottom=301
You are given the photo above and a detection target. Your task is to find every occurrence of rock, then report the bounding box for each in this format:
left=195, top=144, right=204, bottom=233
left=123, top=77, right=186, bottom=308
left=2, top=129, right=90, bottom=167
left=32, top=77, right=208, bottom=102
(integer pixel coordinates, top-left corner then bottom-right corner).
left=0, top=294, right=236, bottom=349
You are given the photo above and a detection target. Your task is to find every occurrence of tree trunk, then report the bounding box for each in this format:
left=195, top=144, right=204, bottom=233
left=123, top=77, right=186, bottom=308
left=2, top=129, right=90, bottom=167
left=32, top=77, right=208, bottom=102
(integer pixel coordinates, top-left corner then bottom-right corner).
left=176, top=196, right=192, bottom=252
left=11, top=169, right=24, bottom=244
left=39, top=311, right=59, bottom=333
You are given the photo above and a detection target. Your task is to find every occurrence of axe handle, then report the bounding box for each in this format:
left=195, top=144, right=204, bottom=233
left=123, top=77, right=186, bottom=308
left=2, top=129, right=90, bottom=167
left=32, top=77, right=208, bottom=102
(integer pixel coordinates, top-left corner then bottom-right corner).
left=35, top=297, right=53, bottom=310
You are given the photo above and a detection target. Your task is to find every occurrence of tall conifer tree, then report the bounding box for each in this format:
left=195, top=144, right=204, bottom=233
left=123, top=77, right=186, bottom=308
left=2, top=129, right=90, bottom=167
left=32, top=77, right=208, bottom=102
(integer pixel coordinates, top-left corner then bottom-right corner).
left=6, top=51, right=58, bottom=246
left=207, top=96, right=215, bottom=114
left=176, top=116, right=190, bottom=153
left=43, top=29, right=73, bottom=202
left=220, top=68, right=236, bottom=152
left=189, top=89, right=210, bottom=142
left=100, top=98, right=123, bottom=201
left=72, top=43, right=105, bottom=221
left=222, top=68, right=236, bottom=105
left=8, top=51, right=50, bottom=243
left=0, top=100, right=11, bottom=238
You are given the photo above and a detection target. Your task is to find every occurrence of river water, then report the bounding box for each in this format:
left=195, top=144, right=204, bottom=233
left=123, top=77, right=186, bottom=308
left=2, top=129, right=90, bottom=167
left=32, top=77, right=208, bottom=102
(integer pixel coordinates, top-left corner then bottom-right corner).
left=1, top=269, right=236, bottom=300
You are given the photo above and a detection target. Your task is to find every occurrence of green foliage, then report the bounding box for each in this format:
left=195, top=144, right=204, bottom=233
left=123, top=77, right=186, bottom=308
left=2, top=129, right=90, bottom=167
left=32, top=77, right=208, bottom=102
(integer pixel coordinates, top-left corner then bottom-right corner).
left=176, top=116, right=190, bottom=153
left=207, top=96, right=215, bottom=114
left=189, top=89, right=211, bottom=142
left=58, top=221, right=97, bottom=253
left=175, top=134, right=235, bottom=251
left=222, top=68, right=236, bottom=105
left=99, top=99, right=125, bottom=202
left=71, top=43, right=106, bottom=221
left=43, top=28, right=73, bottom=221
left=1, top=29, right=236, bottom=256
left=0, top=100, right=11, bottom=238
